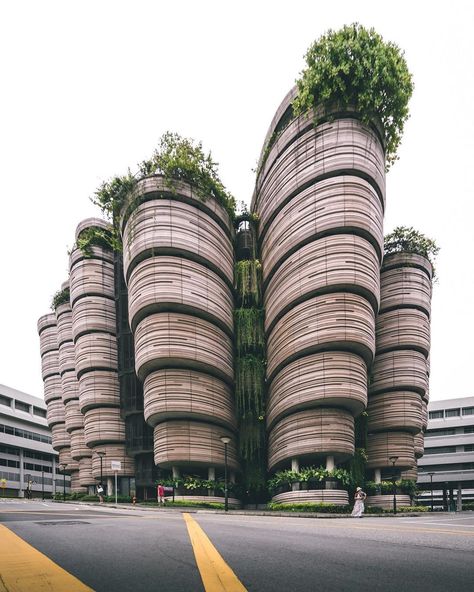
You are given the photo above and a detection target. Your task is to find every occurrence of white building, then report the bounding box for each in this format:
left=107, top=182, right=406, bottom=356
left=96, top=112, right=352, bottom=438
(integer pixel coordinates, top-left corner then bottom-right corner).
left=0, top=383, right=70, bottom=497
left=418, top=396, right=474, bottom=509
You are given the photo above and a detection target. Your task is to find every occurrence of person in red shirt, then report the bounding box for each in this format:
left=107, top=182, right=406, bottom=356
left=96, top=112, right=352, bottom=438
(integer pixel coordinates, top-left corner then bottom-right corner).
left=157, top=483, right=165, bottom=505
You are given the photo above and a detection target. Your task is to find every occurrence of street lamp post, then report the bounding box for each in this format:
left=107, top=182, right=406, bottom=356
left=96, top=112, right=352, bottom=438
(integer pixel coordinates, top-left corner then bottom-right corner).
left=60, top=464, right=67, bottom=502
left=42, top=468, right=45, bottom=501
left=96, top=451, right=106, bottom=495
left=220, top=437, right=231, bottom=512
left=389, top=456, right=399, bottom=515
left=428, top=472, right=435, bottom=512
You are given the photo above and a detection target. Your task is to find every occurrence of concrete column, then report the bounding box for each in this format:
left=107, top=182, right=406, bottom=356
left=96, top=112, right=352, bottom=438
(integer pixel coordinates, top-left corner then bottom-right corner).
left=291, top=458, right=299, bottom=491
left=208, top=467, right=215, bottom=481
left=457, top=483, right=462, bottom=512
left=52, top=455, right=56, bottom=495
left=107, top=477, right=113, bottom=496
left=326, top=456, right=335, bottom=471
left=19, top=449, right=24, bottom=498
left=230, top=471, right=236, bottom=484
left=172, top=466, right=180, bottom=479
left=374, top=469, right=382, bottom=484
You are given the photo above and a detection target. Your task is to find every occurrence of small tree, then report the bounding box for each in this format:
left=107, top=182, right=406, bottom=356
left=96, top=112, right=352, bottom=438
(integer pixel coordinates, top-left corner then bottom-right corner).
left=384, top=226, right=439, bottom=277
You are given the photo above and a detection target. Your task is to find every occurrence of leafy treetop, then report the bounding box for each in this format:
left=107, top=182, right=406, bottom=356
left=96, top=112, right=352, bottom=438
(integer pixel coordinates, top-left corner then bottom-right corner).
left=92, top=132, right=235, bottom=227
left=384, top=226, right=439, bottom=274
left=292, top=23, right=414, bottom=169
left=51, top=287, right=70, bottom=311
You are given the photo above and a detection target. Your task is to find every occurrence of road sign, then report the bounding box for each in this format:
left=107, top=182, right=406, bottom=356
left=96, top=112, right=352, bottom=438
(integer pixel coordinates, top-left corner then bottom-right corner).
left=111, top=461, right=121, bottom=471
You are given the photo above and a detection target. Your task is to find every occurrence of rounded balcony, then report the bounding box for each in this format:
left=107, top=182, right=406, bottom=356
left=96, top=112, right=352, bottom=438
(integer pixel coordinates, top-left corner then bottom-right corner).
left=46, top=398, right=66, bottom=426
left=90, top=444, right=135, bottom=478
left=261, top=177, right=384, bottom=284
left=153, top=420, right=239, bottom=470
left=55, top=305, right=73, bottom=348
left=264, top=234, right=380, bottom=332
left=69, top=250, right=115, bottom=306
left=78, top=370, right=120, bottom=413
left=58, top=341, right=75, bottom=376
left=59, top=447, right=78, bottom=471
left=70, top=428, right=92, bottom=460
left=65, top=399, right=84, bottom=433
left=381, top=252, right=433, bottom=281
left=255, top=118, right=385, bottom=237
left=71, top=296, right=117, bottom=342
left=375, top=309, right=430, bottom=357
left=41, top=350, right=60, bottom=381
left=266, top=351, right=367, bottom=429
left=74, top=333, right=118, bottom=378
left=60, top=370, right=79, bottom=404
left=78, top=457, right=95, bottom=486
left=122, top=198, right=234, bottom=286
left=268, top=408, right=355, bottom=472
left=70, top=471, right=88, bottom=493
left=39, top=324, right=58, bottom=357
left=367, top=391, right=423, bottom=434
left=401, top=466, right=418, bottom=481
left=366, top=431, right=415, bottom=469
left=43, top=375, right=62, bottom=404
left=271, top=489, right=349, bottom=506
left=414, top=432, right=425, bottom=458
left=84, top=407, right=126, bottom=447
left=75, top=217, right=111, bottom=241
left=134, top=312, right=233, bottom=384
left=380, top=266, right=432, bottom=317
left=37, top=313, right=57, bottom=337
left=266, top=293, right=375, bottom=382
left=127, top=256, right=233, bottom=335
left=51, top=423, right=70, bottom=450
left=143, top=368, right=236, bottom=430
left=370, top=350, right=428, bottom=397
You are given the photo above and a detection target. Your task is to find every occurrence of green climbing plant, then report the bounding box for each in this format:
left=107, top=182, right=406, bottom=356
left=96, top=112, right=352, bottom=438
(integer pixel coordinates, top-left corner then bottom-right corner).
left=384, top=226, right=439, bottom=272
left=234, top=308, right=265, bottom=354
left=292, top=23, right=414, bottom=169
left=51, top=287, right=70, bottom=311
left=75, top=225, right=116, bottom=256
left=235, top=260, right=262, bottom=306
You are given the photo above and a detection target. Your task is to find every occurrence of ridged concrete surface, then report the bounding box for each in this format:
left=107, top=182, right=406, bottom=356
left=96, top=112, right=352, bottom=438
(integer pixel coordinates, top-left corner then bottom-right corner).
left=370, top=350, right=428, bottom=396
left=375, top=308, right=430, bottom=356
left=266, top=351, right=367, bottom=428
left=264, top=235, right=380, bottom=331
left=268, top=408, right=355, bottom=471
left=70, top=428, right=92, bottom=460
left=65, top=399, right=84, bottom=433
left=74, top=332, right=119, bottom=377
left=143, top=369, right=236, bottom=430
left=90, top=444, right=135, bottom=478
left=271, top=489, right=349, bottom=506
left=266, top=293, right=375, bottom=381
left=84, top=407, right=126, bottom=446
left=134, top=312, right=233, bottom=383
left=365, top=494, right=411, bottom=509
left=367, top=391, right=423, bottom=434
left=153, top=420, right=239, bottom=470
left=78, top=370, right=121, bottom=413
left=366, top=431, right=415, bottom=469
left=71, top=296, right=117, bottom=342
left=51, top=423, right=69, bottom=450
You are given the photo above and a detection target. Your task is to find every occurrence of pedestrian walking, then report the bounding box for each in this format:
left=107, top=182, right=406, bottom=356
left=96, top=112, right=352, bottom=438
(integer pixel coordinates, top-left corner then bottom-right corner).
left=351, top=486, right=367, bottom=517
left=97, top=483, right=104, bottom=503
left=157, top=483, right=165, bottom=505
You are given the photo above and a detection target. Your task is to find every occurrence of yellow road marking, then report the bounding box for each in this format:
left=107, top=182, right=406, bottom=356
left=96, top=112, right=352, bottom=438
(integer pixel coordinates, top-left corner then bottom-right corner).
left=0, top=524, right=94, bottom=591
left=183, top=513, right=247, bottom=592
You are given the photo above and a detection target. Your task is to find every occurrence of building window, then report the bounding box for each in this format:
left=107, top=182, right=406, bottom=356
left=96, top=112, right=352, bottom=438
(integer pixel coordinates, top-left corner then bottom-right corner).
left=423, top=446, right=457, bottom=455
left=14, top=401, right=30, bottom=413
left=0, top=395, right=12, bottom=407
left=0, top=424, right=52, bottom=444
left=425, top=428, right=456, bottom=437
left=462, top=407, right=474, bottom=416
left=464, top=427, right=474, bottom=434
left=464, top=445, right=474, bottom=452
left=445, top=408, right=460, bottom=418
left=429, top=410, right=444, bottom=420
left=33, top=407, right=47, bottom=418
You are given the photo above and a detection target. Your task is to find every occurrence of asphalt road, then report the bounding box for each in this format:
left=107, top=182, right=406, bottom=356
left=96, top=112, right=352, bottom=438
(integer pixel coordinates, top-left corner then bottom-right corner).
left=1, top=500, right=474, bottom=592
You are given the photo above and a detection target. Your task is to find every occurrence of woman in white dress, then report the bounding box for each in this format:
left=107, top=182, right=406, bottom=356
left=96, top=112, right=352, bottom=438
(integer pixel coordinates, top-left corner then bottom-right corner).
left=351, top=486, right=367, bottom=517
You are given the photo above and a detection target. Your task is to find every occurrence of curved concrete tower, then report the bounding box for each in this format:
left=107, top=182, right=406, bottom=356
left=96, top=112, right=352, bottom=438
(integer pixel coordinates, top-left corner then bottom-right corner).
left=366, top=252, right=432, bottom=506
left=254, top=88, right=385, bottom=505
left=70, top=219, right=135, bottom=494
left=55, top=281, right=91, bottom=492
left=121, top=176, right=239, bottom=503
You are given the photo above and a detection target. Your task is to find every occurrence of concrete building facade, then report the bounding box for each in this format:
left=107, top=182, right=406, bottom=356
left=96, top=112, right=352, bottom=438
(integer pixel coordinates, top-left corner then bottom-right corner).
left=418, top=396, right=474, bottom=509
left=0, top=383, right=68, bottom=498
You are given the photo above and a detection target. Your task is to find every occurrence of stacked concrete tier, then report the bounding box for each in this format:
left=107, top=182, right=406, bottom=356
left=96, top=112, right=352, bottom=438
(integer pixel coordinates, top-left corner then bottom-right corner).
left=254, top=88, right=385, bottom=505
left=38, top=315, right=70, bottom=454
left=367, top=253, right=433, bottom=480
left=55, top=291, right=91, bottom=491
left=121, top=176, right=238, bottom=492
left=70, top=219, right=134, bottom=483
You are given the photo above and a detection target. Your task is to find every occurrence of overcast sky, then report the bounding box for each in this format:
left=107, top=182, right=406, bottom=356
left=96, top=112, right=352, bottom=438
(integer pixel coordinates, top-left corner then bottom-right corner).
left=1, top=1, right=473, bottom=403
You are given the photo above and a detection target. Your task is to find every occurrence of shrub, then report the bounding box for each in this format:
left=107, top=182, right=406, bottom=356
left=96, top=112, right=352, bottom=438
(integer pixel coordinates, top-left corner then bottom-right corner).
left=51, top=287, right=70, bottom=311
left=293, top=24, right=413, bottom=169
left=268, top=502, right=350, bottom=513
left=398, top=506, right=428, bottom=513
left=384, top=226, right=439, bottom=277
left=462, top=503, right=474, bottom=511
